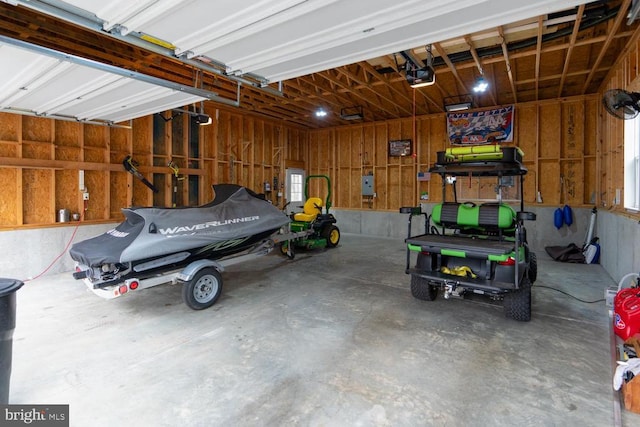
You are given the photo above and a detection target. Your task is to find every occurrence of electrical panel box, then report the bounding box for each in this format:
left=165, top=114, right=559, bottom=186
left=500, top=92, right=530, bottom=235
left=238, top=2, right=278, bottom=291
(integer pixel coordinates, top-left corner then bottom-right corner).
left=362, top=175, right=374, bottom=196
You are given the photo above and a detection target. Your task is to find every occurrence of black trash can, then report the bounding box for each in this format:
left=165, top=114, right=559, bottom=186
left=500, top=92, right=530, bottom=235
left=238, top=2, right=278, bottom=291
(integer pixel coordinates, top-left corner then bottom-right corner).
left=0, top=278, right=23, bottom=404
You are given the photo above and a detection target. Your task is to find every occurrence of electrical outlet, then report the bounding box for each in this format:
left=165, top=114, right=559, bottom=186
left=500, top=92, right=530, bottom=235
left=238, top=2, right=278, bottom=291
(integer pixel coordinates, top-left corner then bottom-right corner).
left=83, top=192, right=90, bottom=201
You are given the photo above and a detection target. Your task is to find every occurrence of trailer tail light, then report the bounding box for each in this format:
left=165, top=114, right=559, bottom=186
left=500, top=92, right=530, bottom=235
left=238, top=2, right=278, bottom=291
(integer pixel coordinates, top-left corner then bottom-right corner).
left=118, top=285, right=128, bottom=295
left=129, top=281, right=139, bottom=290
left=498, top=257, right=516, bottom=266
left=421, top=251, right=431, bottom=255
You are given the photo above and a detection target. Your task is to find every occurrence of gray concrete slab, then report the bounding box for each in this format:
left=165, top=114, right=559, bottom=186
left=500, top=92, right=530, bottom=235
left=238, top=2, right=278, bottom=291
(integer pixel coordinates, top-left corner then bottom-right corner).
left=8, top=234, right=640, bottom=426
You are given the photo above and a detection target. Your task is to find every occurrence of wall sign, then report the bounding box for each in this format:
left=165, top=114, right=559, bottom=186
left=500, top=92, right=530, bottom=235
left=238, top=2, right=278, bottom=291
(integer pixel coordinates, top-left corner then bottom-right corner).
left=388, top=139, right=412, bottom=157
left=446, top=105, right=514, bottom=145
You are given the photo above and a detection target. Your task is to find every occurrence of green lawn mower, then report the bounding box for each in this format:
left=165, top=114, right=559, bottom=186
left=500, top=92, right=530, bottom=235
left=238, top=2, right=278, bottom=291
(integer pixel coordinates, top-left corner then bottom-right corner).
left=280, top=175, right=340, bottom=258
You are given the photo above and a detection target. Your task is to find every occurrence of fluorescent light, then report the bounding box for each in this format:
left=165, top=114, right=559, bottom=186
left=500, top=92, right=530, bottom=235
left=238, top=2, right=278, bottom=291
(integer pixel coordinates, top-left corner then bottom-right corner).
left=445, top=102, right=472, bottom=112
left=340, top=106, right=364, bottom=120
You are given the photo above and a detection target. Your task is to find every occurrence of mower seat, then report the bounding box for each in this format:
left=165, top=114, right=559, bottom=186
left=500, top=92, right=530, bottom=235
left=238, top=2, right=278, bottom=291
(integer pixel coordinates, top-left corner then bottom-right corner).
left=294, top=197, right=323, bottom=222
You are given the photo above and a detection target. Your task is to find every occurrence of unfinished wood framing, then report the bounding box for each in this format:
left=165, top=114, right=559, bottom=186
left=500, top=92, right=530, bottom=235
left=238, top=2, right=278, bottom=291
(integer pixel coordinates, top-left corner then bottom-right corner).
left=307, top=96, right=600, bottom=212
left=0, top=105, right=307, bottom=229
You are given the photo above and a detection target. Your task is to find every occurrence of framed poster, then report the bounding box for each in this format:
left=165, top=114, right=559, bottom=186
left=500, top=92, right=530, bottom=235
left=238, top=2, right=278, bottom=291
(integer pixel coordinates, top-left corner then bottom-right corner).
left=389, top=139, right=412, bottom=157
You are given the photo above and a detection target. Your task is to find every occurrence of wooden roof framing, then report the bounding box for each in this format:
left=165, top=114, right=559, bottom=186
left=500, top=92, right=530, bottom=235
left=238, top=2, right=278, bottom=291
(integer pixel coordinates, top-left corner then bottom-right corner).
left=0, top=1, right=638, bottom=128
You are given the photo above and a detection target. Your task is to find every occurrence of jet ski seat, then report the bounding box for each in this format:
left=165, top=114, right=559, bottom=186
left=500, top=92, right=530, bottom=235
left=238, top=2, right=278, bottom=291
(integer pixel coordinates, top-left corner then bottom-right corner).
left=294, top=197, right=323, bottom=222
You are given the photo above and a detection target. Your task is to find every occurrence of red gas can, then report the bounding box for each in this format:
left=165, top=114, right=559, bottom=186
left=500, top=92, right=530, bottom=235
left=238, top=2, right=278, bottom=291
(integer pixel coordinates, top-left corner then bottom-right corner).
left=614, top=287, right=640, bottom=341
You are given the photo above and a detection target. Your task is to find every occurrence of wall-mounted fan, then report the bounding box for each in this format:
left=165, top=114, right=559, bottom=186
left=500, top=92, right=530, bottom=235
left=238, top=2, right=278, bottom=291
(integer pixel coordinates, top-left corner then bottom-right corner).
left=602, top=89, right=640, bottom=120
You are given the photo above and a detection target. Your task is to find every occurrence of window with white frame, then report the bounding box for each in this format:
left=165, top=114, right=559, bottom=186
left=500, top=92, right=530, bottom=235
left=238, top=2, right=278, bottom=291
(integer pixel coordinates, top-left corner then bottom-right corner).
left=624, top=115, right=640, bottom=211
left=290, top=173, right=304, bottom=203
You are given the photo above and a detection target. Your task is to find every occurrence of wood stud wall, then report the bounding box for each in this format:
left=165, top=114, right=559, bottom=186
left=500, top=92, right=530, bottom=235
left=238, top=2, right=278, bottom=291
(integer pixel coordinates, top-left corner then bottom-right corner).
left=600, top=27, right=640, bottom=214
left=308, top=97, right=599, bottom=211
left=0, top=106, right=306, bottom=229
left=0, top=73, right=634, bottom=228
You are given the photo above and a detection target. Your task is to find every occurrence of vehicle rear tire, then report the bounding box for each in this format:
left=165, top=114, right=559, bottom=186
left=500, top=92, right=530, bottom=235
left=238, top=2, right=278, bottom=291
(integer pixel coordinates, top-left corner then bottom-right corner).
left=410, top=275, right=438, bottom=301
left=182, top=267, right=223, bottom=310
left=528, top=251, right=538, bottom=283
left=322, top=225, right=340, bottom=248
left=503, top=276, right=531, bottom=321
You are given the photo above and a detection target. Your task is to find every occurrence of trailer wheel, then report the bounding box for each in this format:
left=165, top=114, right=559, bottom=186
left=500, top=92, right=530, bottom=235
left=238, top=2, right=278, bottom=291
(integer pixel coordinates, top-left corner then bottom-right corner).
left=322, top=225, right=340, bottom=248
left=528, top=252, right=538, bottom=283
left=503, top=277, right=531, bottom=321
left=280, top=242, right=295, bottom=260
left=182, top=268, right=223, bottom=310
left=410, top=275, right=438, bottom=301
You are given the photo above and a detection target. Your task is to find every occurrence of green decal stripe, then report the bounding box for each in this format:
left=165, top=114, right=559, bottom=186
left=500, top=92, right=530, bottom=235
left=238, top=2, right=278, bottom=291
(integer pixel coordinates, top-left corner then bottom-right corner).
left=488, top=253, right=510, bottom=262
left=408, top=244, right=422, bottom=252
left=441, top=249, right=466, bottom=258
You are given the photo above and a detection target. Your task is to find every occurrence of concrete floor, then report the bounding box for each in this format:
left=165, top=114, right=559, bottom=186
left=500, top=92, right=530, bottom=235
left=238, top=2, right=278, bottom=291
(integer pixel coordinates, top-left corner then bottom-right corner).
left=8, top=233, right=640, bottom=426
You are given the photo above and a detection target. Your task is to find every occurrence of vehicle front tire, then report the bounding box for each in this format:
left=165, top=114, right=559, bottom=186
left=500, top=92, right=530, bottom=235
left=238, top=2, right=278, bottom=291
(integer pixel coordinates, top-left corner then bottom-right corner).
left=410, top=275, right=438, bottom=301
left=182, top=267, right=223, bottom=310
left=503, top=276, right=531, bottom=321
left=322, top=225, right=340, bottom=248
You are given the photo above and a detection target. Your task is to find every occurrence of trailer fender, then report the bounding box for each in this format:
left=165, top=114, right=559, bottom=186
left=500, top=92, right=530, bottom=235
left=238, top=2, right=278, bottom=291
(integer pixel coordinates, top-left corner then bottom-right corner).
left=177, top=260, right=225, bottom=282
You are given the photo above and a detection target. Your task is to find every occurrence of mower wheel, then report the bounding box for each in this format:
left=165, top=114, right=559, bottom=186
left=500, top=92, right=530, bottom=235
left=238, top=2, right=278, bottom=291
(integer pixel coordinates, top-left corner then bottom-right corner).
left=182, top=267, right=223, bottom=310
left=503, top=276, right=531, bottom=321
left=323, top=225, right=340, bottom=248
left=410, top=275, right=438, bottom=301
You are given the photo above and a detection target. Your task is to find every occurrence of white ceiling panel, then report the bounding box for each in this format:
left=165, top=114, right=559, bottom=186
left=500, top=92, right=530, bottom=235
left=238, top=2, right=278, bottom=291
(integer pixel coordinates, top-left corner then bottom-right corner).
left=36, top=0, right=590, bottom=82
left=0, top=39, right=209, bottom=124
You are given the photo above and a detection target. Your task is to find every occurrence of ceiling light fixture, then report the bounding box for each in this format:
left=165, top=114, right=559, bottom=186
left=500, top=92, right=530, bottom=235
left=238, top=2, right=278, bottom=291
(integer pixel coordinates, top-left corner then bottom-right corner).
left=473, top=76, right=488, bottom=93
left=444, top=94, right=474, bottom=112
left=315, top=109, right=327, bottom=117
left=340, top=106, right=364, bottom=120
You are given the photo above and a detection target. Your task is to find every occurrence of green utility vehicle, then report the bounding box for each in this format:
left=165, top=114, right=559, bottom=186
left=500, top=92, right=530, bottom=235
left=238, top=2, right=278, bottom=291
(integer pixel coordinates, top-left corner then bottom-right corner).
left=280, top=175, right=340, bottom=258
left=401, top=145, right=537, bottom=321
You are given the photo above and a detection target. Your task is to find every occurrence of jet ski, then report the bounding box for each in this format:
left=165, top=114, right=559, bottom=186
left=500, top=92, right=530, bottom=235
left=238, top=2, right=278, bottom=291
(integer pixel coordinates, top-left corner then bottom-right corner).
left=70, top=183, right=291, bottom=289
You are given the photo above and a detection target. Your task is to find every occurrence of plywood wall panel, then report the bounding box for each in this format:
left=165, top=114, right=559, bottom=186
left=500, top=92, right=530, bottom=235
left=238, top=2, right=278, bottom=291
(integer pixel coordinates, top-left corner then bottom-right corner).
left=55, top=147, right=81, bottom=161
left=0, top=113, right=19, bottom=141
left=337, top=168, right=350, bottom=207
left=84, top=125, right=108, bottom=148
left=539, top=104, right=561, bottom=159
left=110, top=126, right=130, bottom=163
left=539, top=161, right=561, bottom=205
left=375, top=123, right=388, bottom=167
left=85, top=170, right=107, bottom=219
left=22, top=116, right=51, bottom=142
left=0, top=168, right=17, bottom=226
left=22, top=143, right=51, bottom=160
left=54, top=121, right=81, bottom=147
left=351, top=127, right=362, bottom=168
left=350, top=168, right=361, bottom=207
left=387, top=165, right=400, bottom=208
left=22, top=169, right=52, bottom=224
left=110, top=171, right=128, bottom=217
left=562, top=102, right=584, bottom=159
left=375, top=167, right=387, bottom=208
left=132, top=117, right=152, bottom=163
left=401, top=166, right=415, bottom=207
left=584, top=157, right=597, bottom=205
left=55, top=169, right=77, bottom=214
left=517, top=105, right=537, bottom=157
left=584, top=99, right=598, bottom=157
left=336, top=128, right=351, bottom=167
left=0, top=143, right=18, bottom=158
left=362, top=125, right=375, bottom=170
